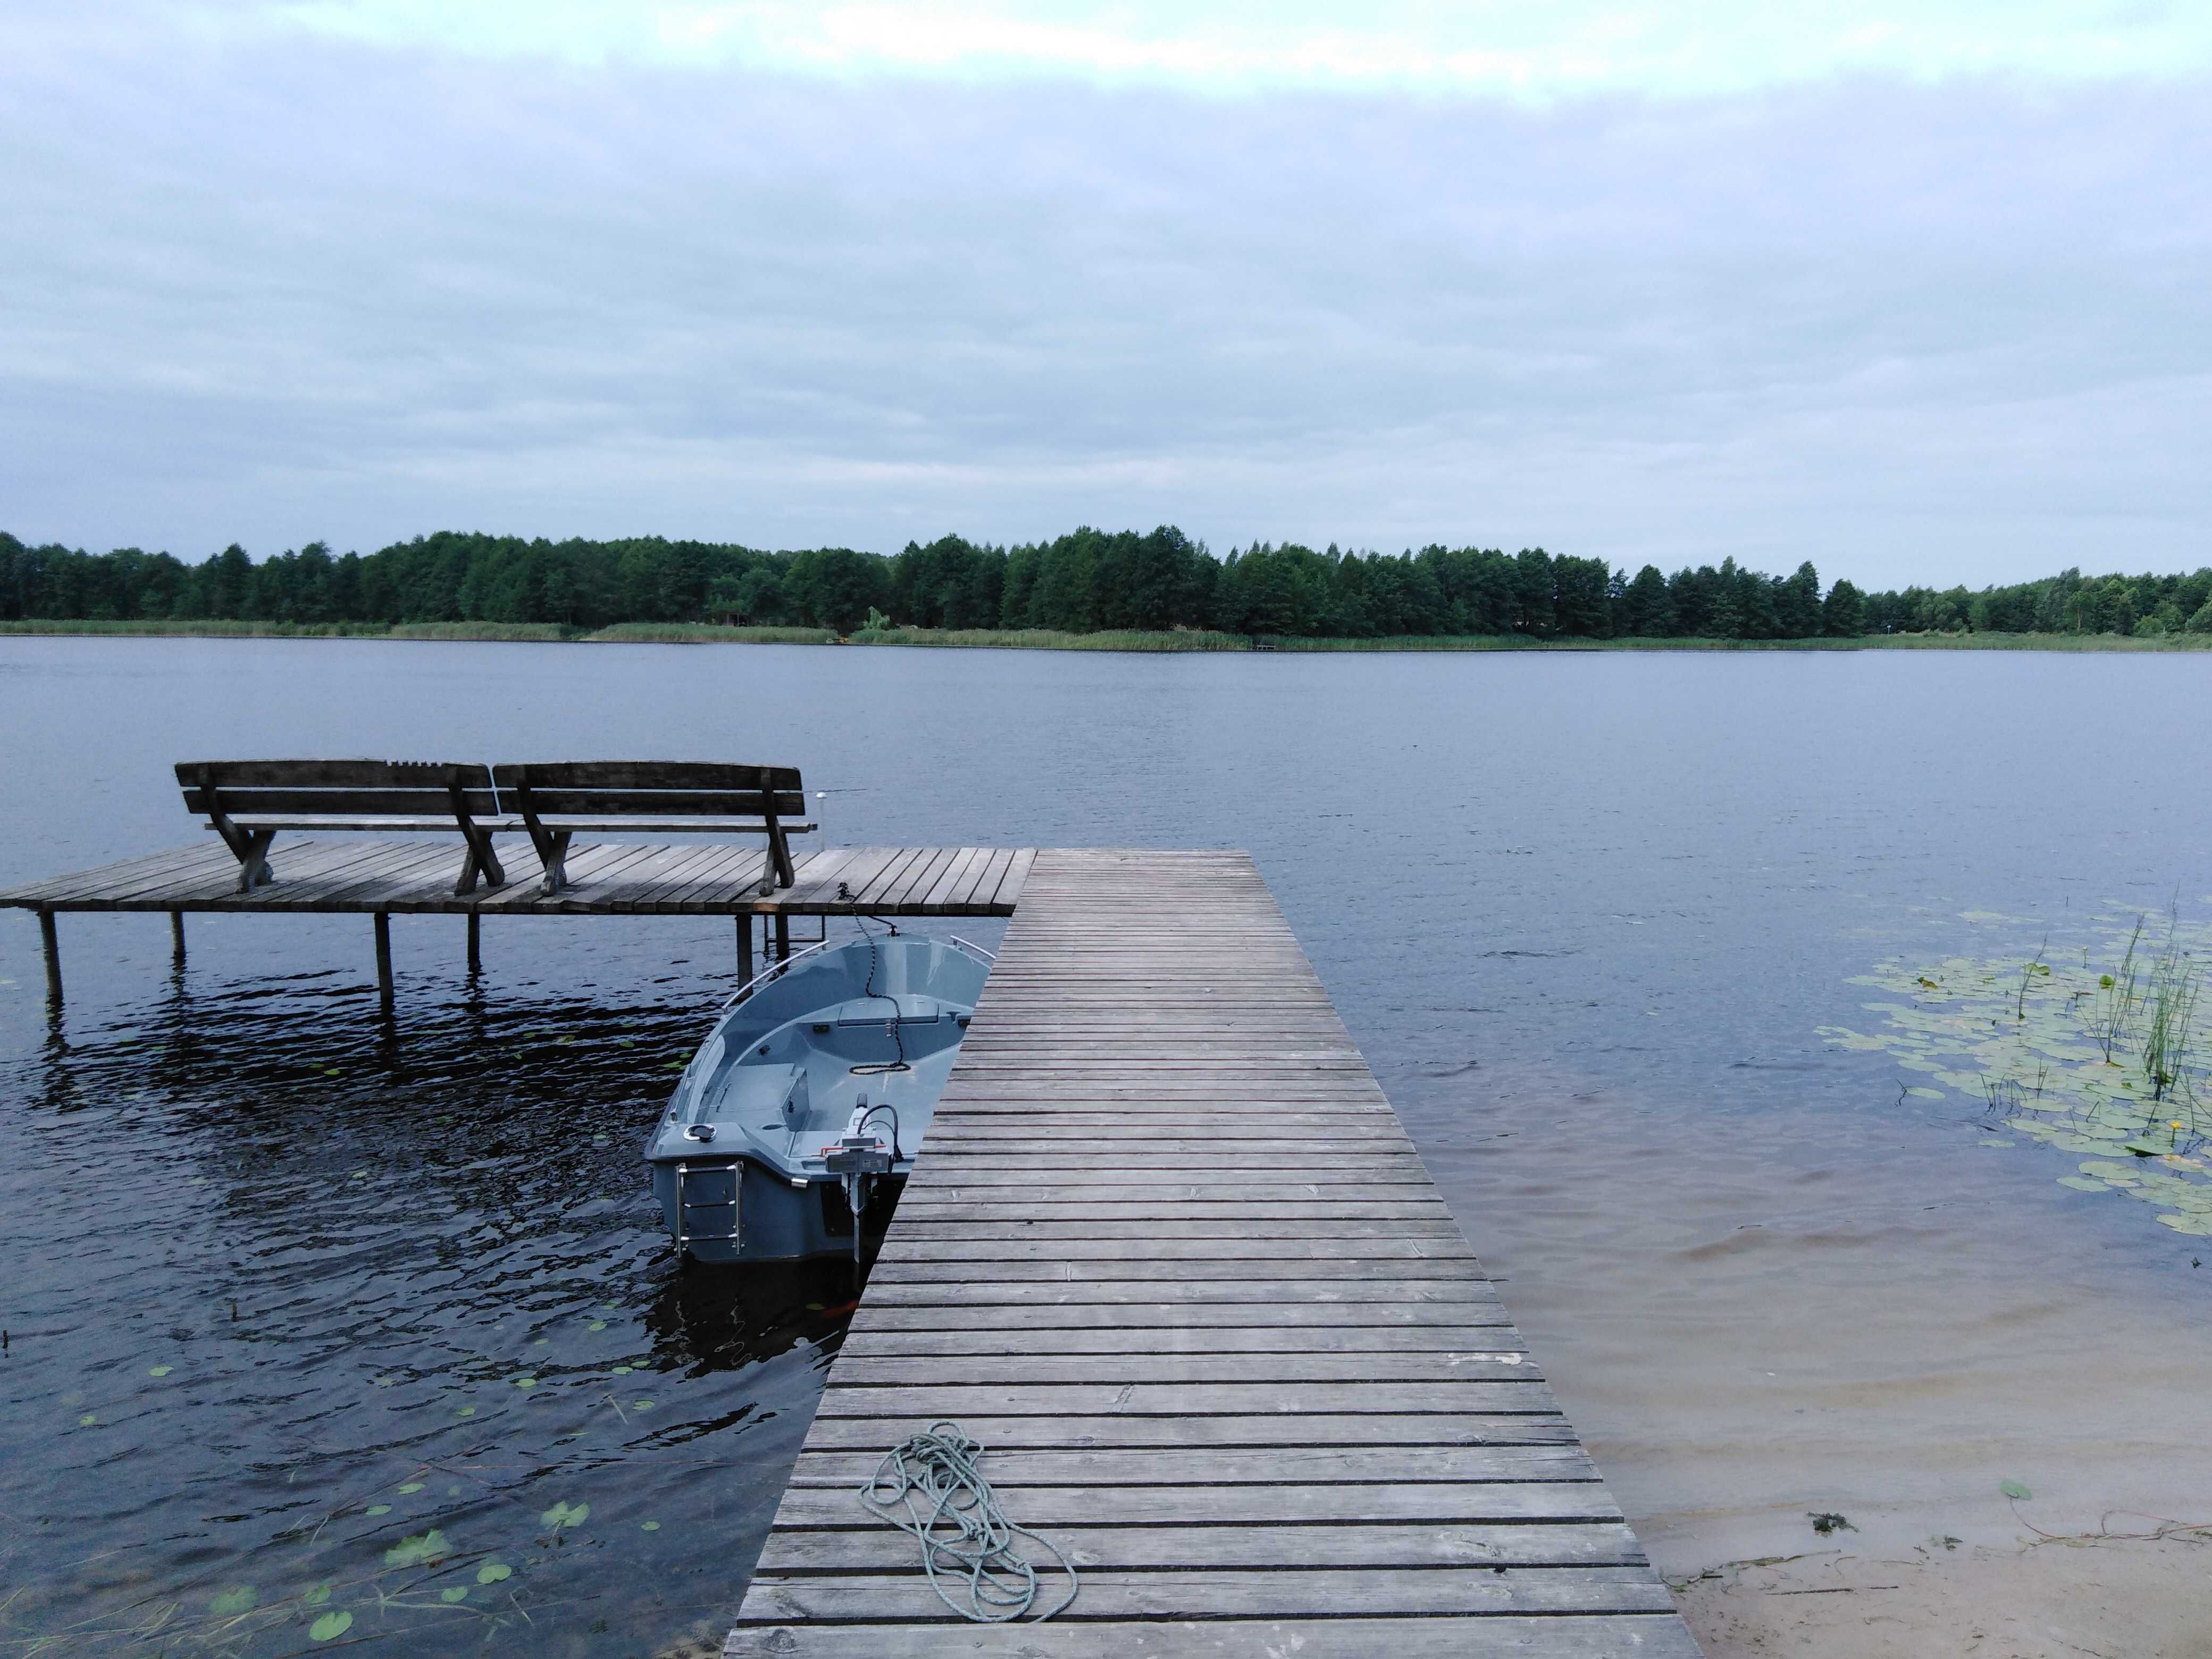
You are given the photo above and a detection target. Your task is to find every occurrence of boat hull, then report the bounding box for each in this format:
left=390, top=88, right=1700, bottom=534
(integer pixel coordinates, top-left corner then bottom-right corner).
left=643, top=934, right=988, bottom=1263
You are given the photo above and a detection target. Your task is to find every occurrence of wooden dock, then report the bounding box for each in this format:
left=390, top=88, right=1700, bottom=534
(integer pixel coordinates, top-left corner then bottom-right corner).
left=0, top=841, right=1037, bottom=1005
left=0, top=840, right=1035, bottom=918
left=728, top=850, right=1697, bottom=1657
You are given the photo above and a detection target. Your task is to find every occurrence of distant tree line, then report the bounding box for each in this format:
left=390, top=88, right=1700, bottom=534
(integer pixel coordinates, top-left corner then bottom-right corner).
left=3, top=527, right=2209, bottom=641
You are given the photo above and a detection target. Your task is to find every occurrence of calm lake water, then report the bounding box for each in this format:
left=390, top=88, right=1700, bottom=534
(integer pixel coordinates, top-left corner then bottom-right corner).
left=4, top=637, right=2211, bottom=1654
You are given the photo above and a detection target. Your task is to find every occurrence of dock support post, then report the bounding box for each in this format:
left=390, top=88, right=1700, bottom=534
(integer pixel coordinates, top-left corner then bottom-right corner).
left=373, top=912, right=393, bottom=1012
left=774, top=911, right=790, bottom=963
left=736, top=914, right=752, bottom=986
left=39, top=910, right=61, bottom=1003
left=170, top=911, right=186, bottom=965
left=466, top=912, right=481, bottom=975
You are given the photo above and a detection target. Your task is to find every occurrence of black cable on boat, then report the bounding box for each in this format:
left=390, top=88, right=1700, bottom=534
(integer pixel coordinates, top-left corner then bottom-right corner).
left=851, top=915, right=911, bottom=1077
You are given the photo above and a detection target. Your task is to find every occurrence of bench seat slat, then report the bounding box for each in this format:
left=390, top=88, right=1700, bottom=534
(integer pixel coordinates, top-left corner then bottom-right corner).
left=488, top=789, right=803, bottom=817
left=181, top=788, right=504, bottom=816
left=175, top=759, right=497, bottom=790
left=491, top=761, right=799, bottom=791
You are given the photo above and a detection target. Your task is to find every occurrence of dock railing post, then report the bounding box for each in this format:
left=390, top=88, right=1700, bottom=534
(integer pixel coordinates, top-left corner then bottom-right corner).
left=373, top=912, right=394, bottom=1013
left=39, top=909, right=61, bottom=1004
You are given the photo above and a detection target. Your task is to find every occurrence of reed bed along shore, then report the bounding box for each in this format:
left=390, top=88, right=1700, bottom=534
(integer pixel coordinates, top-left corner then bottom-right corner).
left=4, top=618, right=2210, bottom=652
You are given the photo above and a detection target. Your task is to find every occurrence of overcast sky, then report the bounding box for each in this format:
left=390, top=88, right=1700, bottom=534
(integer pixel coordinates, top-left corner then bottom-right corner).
left=3, top=2, right=2207, bottom=589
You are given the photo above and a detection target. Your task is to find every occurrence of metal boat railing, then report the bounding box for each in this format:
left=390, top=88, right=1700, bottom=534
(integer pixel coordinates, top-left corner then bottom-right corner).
left=719, top=935, right=841, bottom=1010
left=720, top=931, right=998, bottom=1011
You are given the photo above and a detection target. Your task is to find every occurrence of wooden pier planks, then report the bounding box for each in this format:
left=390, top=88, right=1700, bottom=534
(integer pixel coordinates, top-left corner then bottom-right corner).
left=727, top=849, right=1696, bottom=1658
left=0, top=843, right=1034, bottom=918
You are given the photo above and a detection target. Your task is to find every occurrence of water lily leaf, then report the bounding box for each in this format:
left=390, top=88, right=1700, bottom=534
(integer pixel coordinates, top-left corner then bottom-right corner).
left=1979, top=1139, right=2014, bottom=1147
left=640, top=1520, right=660, bottom=1531
left=302, top=1584, right=332, bottom=1606
left=2057, top=1176, right=2108, bottom=1192
left=1906, top=1087, right=1944, bottom=1100
left=440, top=1586, right=470, bottom=1603
left=610, top=1365, right=631, bottom=1376
left=77, top=1413, right=96, bottom=1427
left=540, top=1499, right=590, bottom=1529
left=397, top=1481, right=424, bottom=1494
left=456, top=1406, right=475, bottom=1418
left=2123, top=1139, right=2167, bottom=1156
left=476, top=1562, right=512, bottom=1584
left=588, top=1320, right=607, bottom=1332
left=148, top=1364, right=173, bottom=1377
left=365, top=1504, right=392, bottom=1516
left=309, top=1610, right=353, bottom=1641
left=632, top=1400, right=653, bottom=1411
left=512, top=1376, right=537, bottom=1389
left=383, top=1528, right=450, bottom=1568
left=2157, top=1212, right=2212, bottom=1236
left=208, top=1586, right=257, bottom=1615
left=2000, top=1479, right=2032, bottom=1501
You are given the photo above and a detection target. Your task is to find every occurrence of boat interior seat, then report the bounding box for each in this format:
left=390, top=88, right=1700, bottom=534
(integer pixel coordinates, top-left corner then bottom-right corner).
left=698, top=1061, right=803, bottom=1125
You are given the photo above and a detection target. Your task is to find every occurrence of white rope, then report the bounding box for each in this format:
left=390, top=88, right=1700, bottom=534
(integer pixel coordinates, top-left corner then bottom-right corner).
left=858, top=1422, right=1079, bottom=1622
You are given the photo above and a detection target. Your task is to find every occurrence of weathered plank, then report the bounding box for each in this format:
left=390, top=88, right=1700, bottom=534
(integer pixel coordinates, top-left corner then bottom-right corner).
left=724, top=1616, right=1703, bottom=1658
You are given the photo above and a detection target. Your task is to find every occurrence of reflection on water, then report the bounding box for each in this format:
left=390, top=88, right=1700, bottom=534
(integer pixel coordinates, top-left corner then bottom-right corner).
left=0, top=967, right=856, bottom=1656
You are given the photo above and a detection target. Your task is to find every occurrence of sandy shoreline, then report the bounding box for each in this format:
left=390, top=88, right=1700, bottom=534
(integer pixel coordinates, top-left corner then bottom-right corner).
left=1674, top=1531, right=2212, bottom=1657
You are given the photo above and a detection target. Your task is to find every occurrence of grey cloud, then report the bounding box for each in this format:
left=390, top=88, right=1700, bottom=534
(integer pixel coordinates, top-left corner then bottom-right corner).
left=1, top=17, right=2207, bottom=587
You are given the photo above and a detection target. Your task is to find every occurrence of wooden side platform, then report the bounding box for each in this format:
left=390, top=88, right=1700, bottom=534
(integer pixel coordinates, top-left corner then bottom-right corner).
left=0, top=841, right=1035, bottom=917
left=728, top=850, right=1698, bottom=1657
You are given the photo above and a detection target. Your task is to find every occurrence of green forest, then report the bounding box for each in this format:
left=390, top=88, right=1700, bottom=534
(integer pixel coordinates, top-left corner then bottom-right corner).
left=3, top=526, right=2209, bottom=642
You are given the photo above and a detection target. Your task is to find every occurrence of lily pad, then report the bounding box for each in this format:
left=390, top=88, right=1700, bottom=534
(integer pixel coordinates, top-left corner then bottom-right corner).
left=640, top=1520, right=661, bottom=1531
left=302, top=1584, right=332, bottom=1606
left=309, top=1610, right=353, bottom=1641
left=2157, top=1213, right=2212, bottom=1236
left=476, top=1561, right=512, bottom=1583
left=440, top=1586, right=470, bottom=1603
left=2057, top=1176, right=2109, bottom=1192
left=148, top=1364, right=173, bottom=1377
left=383, top=1528, right=451, bottom=1568
left=365, top=1504, right=392, bottom=1516
left=540, top=1499, right=590, bottom=1529
left=397, top=1481, right=425, bottom=1494
left=632, top=1400, right=654, bottom=1411
left=208, top=1585, right=258, bottom=1615
left=2000, top=1479, right=2032, bottom=1501
left=1905, top=1086, right=1944, bottom=1099
left=588, top=1320, right=607, bottom=1333
left=512, top=1376, right=537, bottom=1389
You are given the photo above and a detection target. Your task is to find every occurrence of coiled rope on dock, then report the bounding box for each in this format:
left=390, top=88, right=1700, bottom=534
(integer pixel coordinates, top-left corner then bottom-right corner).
left=858, top=1422, right=1079, bottom=1622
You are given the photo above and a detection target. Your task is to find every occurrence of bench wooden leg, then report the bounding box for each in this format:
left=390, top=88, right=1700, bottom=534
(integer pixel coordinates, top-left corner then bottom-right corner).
left=235, top=830, right=276, bottom=892
left=373, top=912, right=393, bottom=1013
left=453, top=839, right=507, bottom=895
left=537, top=830, right=573, bottom=896
left=39, top=910, right=61, bottom=1003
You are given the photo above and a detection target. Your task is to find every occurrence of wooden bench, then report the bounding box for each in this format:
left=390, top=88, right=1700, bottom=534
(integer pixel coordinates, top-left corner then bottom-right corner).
left=490, top=762, right=813, bottom=896
left=177, top=760, right=514, bottom=894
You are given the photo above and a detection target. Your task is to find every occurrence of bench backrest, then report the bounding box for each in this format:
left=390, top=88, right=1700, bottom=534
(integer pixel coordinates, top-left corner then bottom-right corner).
left=488, top=762, right=804, bottom=820
left=177, top=760, right=501, bottom=820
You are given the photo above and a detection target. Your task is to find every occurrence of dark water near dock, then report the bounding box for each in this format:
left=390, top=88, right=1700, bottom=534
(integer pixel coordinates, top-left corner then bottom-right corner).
left=4, top=638, right=2212, bottom=1653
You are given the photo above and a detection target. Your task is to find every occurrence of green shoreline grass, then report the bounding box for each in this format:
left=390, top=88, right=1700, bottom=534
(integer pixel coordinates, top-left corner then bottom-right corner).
left=3, top=617, right=2208, bottom=652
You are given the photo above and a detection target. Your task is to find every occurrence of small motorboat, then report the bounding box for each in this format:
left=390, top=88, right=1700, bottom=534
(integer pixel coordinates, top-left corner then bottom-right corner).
left=644, top=931, right=992, bottom=1263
